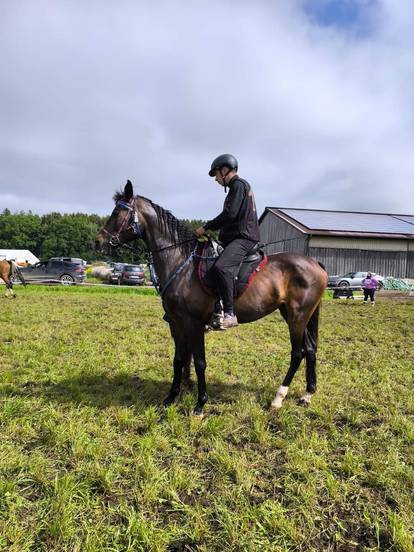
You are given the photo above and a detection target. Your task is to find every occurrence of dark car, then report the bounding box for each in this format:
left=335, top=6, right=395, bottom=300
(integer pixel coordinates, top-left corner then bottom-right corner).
left=50, top=256, right=86, bottom=266
left=109, top=263, right=126, bottom=284
left=19, top=258, right=86, bottom=285
left=119, top=264, right=145, bottom=286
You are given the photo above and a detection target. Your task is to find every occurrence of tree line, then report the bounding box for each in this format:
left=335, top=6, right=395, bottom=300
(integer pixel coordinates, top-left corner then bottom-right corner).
left=0, top=209, right=206, bottom=264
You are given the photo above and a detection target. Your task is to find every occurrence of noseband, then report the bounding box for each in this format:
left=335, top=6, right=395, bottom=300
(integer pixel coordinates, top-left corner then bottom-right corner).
left=102, top=199, right=143, bottom=246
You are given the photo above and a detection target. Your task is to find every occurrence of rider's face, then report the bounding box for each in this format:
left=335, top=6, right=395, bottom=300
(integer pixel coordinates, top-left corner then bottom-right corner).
left=215, top=168, right=228, bottom=186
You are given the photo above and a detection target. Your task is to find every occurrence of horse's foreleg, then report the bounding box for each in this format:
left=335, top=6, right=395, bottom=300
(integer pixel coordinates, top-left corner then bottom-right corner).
left=163, top=335, right=188, bottom=407
left=191, top=330, right=208, bottom=417
left=182, top=352, right=194, bottom=391
left=5, top=282, right=15, bottom=298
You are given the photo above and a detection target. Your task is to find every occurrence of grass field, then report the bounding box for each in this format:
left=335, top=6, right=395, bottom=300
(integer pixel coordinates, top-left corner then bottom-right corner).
left=0, top=285, right=413, bottom=551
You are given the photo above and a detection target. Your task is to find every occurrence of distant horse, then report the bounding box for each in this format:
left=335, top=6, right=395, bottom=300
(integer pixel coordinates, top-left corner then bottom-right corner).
left=0, top=259, right=26, bottom=298
left=96, top=181, right=327, bottom=416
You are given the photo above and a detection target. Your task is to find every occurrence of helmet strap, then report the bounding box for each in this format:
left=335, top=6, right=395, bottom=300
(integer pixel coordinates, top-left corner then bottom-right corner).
left=219, top=168, right=228, bottom=193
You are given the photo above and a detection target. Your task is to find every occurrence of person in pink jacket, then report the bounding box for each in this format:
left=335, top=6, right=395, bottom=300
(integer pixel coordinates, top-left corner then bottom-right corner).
left=362, top=272, right=379, bottom=305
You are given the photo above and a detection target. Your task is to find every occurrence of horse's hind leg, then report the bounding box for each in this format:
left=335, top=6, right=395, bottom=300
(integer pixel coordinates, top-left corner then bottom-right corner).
left=298, top=329, right=316, bottom=406
left=271, top=305, right=306, bottom=410
left=299, top=303, right=320, bottom=406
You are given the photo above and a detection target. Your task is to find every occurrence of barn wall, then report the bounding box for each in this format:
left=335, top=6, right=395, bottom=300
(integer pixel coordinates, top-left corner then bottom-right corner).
left=308, top=247, right=412, bottom=278
left=260, top=212, right=307, bottom=254
left=407, top=250, right=414, bottom=278
left=309, top=236, right=408, bottom=251
left=259, top=211, right=414, bottom=277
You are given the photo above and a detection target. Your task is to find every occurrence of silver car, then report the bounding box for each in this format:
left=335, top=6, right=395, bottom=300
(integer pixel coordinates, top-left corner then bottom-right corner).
left=328, top=271, right=384, bottom=289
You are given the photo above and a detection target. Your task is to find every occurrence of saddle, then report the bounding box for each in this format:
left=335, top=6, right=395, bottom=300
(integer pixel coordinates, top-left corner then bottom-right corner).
left=196, top=239, right=268, bottom=298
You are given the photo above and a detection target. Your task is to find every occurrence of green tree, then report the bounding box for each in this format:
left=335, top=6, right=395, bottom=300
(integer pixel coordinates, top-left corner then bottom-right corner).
left=0, top=210, right=42, bottom=254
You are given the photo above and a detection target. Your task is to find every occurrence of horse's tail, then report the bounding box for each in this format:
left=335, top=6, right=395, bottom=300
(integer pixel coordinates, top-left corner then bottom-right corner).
left=10, top=261, right=26, bottom=286
left=306, top=301, right=321, bottom=352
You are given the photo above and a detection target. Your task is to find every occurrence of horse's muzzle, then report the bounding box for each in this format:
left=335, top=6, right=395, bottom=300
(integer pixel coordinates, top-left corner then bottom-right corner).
left=95, top=234, right=109, bottom=254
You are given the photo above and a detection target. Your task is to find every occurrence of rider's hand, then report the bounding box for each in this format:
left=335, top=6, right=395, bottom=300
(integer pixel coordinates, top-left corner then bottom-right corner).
left=195, top=227, right=205, bottom=237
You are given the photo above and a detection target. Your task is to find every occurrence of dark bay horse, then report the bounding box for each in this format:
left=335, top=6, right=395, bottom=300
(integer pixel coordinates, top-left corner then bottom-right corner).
left=96, top=181, right=327, bottom=416
left=0, top=259, right=26, bottom=298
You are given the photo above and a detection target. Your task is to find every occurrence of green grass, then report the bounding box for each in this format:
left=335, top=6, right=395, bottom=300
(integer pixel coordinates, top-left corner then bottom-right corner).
left=0, top=287, right=413, bottom=551
left=12, top=282, right=158, bottom=296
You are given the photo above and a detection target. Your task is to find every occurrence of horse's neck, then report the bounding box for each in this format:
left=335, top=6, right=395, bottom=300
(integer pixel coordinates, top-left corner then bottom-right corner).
left=144, top=216, right=189, bottom=287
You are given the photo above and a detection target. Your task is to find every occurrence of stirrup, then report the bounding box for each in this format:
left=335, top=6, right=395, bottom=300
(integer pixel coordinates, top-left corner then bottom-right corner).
left=207, top=301, right=223, bottom=331
left=211, top=312, right=223, bottom=330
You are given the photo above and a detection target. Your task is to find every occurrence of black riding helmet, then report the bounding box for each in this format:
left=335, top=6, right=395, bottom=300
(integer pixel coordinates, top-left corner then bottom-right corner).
left=208, top=154, right=238, bottom=177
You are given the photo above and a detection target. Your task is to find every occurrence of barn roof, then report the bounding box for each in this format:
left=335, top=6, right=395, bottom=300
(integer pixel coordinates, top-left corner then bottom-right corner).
left=260, top=208, right=414, bottom=239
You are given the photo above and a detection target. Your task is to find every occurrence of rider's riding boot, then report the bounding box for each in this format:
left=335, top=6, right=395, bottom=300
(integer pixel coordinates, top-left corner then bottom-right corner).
left=220, top=313, right=238, bottom=329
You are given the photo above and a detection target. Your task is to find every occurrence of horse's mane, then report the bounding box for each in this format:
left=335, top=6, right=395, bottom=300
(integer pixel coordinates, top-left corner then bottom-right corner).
left=113, top=191, right=196, bottom=254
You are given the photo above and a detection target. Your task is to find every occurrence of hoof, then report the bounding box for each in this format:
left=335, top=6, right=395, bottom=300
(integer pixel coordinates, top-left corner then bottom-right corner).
left=163, top=394, right=177, bottom=407
left=192, top=406, right=204, bottom=419
left=298, top=392, right=312, bottom=406
left=270, top=385, right=289, bottom=411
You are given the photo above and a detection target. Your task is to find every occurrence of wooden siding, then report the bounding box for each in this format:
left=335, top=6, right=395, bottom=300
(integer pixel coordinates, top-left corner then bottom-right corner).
left=309, top=247, right=412, bottom=278
left=260, top=212, right=307, bottom=255
left=309, top=236, right=408, bottom=251
left=407, top=251, right=414, bottom=278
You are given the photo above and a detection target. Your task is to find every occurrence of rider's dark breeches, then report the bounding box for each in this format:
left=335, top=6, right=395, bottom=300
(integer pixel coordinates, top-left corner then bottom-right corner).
left=212, top=238, right=257, bottom=314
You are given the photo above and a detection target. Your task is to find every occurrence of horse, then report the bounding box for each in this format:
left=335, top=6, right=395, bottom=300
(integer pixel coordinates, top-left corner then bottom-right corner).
left=0, top=259, right=26, bottom=298
left=95, top=180, right=328, bottom=416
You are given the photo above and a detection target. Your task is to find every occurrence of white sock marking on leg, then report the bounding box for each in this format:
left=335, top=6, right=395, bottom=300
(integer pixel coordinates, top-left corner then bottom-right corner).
left=271, top=385, right=289, bottom=410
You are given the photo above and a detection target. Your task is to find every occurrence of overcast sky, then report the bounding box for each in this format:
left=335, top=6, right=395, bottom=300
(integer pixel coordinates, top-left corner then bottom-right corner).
left=1, top=0, right=413, bottom=220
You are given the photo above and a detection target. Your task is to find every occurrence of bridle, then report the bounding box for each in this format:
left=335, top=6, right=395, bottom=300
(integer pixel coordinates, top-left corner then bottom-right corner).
left=102, top=197, right=196, bottom=253
left=101, top=196, right=200, bottom=297
left=101, top=198, right=143, bottom=247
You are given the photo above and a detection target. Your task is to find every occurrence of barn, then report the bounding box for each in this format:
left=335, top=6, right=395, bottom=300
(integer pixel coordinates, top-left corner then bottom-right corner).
left=259, top=208, right=414, bottom=278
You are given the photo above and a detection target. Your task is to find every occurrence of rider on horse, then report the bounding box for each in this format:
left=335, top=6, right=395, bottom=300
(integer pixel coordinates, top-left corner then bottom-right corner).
left=196, top=154, right=260, bottom=329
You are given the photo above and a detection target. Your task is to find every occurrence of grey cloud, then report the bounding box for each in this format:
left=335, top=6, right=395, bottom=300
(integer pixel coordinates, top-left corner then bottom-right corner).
left=0, top=0, right=413, bottom=221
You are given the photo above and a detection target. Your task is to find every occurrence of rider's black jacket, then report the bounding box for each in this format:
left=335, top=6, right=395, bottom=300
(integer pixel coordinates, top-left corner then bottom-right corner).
left=204, top=175, right=260, bottom=246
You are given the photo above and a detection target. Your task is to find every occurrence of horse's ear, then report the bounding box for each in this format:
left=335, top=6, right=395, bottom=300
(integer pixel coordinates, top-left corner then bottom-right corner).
left=124, top=180, right=134, bottom=201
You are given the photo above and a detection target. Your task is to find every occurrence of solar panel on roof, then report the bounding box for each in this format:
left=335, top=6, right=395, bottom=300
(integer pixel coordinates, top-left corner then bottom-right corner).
left=278, top=209, right=414, bottom=234
left=392, top=215, right=414, bottom=227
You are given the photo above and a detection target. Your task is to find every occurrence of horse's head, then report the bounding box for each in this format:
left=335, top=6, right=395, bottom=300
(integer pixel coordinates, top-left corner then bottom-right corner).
left=95, top=180, right=145, bottom=254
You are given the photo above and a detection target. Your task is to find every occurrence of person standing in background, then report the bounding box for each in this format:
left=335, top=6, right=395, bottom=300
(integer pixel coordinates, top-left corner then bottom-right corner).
left=362, top=272, right=379, bottom=305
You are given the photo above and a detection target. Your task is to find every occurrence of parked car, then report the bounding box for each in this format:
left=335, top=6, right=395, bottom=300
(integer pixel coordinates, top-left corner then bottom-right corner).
left=328, top=271, right=384, bottom=289
left=109, top=263, right=126, bottom=284
left=19, top=258, right=86, bottom=285
left=50, top=257, right=86, bottom=266
left=119, top=264, right=145, bottom=286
